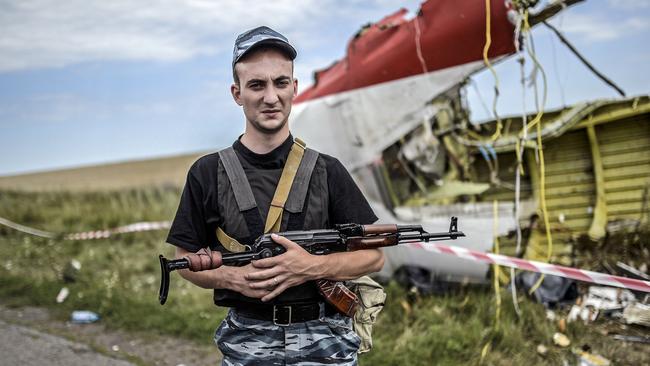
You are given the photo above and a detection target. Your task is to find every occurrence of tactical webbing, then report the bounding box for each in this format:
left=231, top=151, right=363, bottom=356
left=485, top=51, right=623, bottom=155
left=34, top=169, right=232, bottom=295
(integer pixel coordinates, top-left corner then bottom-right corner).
left=264, top=138, right=306, bottom=233
left=216, top=137, right=316, bottom=252
left=217, top=147, right=255, bottom=252
left=285, top=148, right=319, bottom=213
left=218, top=147, right=257, bottom=212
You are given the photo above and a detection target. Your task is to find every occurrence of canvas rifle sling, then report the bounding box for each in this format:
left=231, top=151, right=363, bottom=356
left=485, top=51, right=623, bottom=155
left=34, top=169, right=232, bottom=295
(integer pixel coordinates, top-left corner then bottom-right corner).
left=264, top=137, right=306, bottom=233
left=216, top=138, right=317, bottom=252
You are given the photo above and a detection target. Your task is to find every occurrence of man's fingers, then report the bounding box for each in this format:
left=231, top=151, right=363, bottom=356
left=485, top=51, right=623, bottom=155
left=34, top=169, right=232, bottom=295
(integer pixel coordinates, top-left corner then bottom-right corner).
left=251, top=257, right=279, bottom=268
left=248, top=289, right=272, bottom=299
left=251, top=234, right=303, bottom=268
left=249, top=275, right=284, bottom=290
left=246, top=267, right=280, bottom=281
left=261, top=282, right=289, bottom=302
left=271, top=233, right=300, bottom=249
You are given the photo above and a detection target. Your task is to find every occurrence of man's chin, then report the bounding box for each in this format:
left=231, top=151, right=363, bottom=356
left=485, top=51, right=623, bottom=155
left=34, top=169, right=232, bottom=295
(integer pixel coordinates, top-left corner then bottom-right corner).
left=251, top=118, right=288, bottom=135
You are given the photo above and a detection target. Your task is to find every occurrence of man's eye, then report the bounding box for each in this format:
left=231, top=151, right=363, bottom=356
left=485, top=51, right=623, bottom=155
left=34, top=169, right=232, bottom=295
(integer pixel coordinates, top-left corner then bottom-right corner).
left=249, top=83, right=263, bottom=89
left=276, top=80, right=290, bottom=87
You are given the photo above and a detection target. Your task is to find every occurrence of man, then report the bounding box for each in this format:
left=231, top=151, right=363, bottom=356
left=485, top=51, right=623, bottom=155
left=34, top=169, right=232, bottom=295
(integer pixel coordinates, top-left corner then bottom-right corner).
left=166, top=26, right=384, bottom=366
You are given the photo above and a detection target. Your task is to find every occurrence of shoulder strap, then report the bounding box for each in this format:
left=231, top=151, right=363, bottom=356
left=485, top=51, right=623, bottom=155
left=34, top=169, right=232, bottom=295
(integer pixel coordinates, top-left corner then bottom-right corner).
left=217, top=147, right=257, bottom=212
left=285, top=148, right=319, bottom=213
left=264, top=138, right=307, bottom=233
left=217, top=146, right=258, bottom=253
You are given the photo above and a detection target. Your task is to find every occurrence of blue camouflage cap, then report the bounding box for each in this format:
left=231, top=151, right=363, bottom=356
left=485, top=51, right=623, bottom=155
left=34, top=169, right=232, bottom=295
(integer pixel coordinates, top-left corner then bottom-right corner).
left=232, top=26, right=297, bottom=67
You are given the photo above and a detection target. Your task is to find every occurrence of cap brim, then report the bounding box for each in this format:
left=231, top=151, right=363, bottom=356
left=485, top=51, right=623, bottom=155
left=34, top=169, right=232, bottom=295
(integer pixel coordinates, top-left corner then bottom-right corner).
left=233, top=39, right=297, bottom=66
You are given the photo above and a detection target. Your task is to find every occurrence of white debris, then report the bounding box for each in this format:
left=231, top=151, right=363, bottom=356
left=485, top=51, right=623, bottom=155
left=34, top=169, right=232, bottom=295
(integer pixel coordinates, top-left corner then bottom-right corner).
left=587, top=286, right=636, bottom=307
left=546, top=310, right=557, bottom=321
left=623, top=302, right=650, bottom=327
left=70, top=259, right=81, bottom=271
left=56, top=287, right=69, bottom=303
left=568, top=305, right=598, bottom=323
left=553, top=332, right=571, bottom=347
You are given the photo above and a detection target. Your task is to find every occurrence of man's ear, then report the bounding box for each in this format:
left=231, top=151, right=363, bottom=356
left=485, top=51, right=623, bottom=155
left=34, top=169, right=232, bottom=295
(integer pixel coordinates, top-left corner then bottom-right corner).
left=292, top=78, right=298, bottom=98
left=231, top=83, right=242, bottom=106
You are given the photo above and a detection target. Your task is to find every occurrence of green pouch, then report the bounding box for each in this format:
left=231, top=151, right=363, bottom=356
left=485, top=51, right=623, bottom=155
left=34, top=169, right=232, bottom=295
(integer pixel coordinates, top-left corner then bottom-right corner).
left=348, top=275, right=386, bottom=354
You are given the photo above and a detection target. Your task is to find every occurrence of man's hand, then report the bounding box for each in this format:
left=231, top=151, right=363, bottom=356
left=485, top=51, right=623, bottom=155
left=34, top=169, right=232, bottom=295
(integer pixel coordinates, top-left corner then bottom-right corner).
left=246, top=233, right=325, bottom=302
left=176, top=247, right=271, bottom=299
left=225, top=264, right=274, bottom=299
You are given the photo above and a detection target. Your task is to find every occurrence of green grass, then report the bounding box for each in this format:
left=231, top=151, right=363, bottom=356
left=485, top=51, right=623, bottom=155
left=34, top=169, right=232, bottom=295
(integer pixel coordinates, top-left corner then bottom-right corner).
left=364, top=284, right=559, bottom=365
left=0, top=188, right=225, bottom=341
left=1, top=188, right=648, bottom=365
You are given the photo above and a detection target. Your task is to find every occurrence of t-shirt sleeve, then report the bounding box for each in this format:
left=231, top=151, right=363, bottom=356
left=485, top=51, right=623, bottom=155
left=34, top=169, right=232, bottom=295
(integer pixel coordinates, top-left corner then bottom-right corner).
left=326, top=157, right=378, bottom=225
left=166, top=164, right=208, bottom=252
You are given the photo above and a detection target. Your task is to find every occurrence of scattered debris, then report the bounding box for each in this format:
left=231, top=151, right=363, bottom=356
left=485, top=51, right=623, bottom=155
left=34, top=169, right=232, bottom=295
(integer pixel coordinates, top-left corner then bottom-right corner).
left=622, top=302, right=650, bottom=327
left=611, top=334, right=650, bottom=344
left=616, top=262, right=650, bottom=281
left=553, top=332, right=571, bottom=348
left=536, top=344, right=548, bottom=356
left=70, top=310, right=100, bottom=324
left=513, top=272, right=578, bottom=308
left=572, top=346, right=611, bottom=366
left=568, top=304, right=598, bottom=323
left=568, top=286, right=638, bottom=323
left=586, top=286, right=636, bottom=309
left=55, top=287, right=69, bottom=303
left=546, top=309, right=556, bottom=321
left=557, top=317, right=567, bottom=333
left=111, top=344, right=120, bottom=352
left=70, top=259, right=81, bottom=271
left=605, top=219, right=638, bottom=234
left=63, top=259, right=82, bottom=283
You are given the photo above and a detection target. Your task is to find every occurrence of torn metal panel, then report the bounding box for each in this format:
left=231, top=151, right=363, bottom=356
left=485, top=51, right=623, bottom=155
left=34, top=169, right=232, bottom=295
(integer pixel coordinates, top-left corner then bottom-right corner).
left=291, top=63, right=483, bottom=171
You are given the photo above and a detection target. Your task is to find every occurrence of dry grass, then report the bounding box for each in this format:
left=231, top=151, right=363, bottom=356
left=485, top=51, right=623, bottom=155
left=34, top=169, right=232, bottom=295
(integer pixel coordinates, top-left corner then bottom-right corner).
left=0, top=152, right=205, bottom=191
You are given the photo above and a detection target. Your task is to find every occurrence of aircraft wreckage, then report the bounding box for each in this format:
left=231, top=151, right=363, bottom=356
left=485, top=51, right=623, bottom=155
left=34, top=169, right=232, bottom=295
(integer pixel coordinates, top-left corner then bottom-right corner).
left=290, top=0, right=649, bottom=285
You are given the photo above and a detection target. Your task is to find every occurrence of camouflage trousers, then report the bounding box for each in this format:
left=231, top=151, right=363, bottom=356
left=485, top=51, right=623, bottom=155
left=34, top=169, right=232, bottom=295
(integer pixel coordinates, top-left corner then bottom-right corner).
left=214, top=305, right=361, bottom=366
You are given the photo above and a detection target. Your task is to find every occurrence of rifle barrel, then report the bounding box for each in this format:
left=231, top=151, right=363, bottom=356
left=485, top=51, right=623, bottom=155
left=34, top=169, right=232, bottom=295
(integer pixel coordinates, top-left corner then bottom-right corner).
left=398, top=231, right=465, bottom=242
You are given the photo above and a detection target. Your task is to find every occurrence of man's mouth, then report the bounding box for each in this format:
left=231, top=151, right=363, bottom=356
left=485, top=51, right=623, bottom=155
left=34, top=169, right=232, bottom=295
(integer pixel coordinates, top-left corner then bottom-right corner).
left=262, top=109, right=280, bottom=116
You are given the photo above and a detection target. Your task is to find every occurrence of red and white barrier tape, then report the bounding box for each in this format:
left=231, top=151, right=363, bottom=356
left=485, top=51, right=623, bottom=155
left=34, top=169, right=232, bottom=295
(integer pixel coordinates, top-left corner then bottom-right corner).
left=409, top=242, right=650, bottom=293
left=4, top=213, right=648, bottom=292
left=65, top=221, right=171, bottom=240
left=0, top=215, right=170, bottom=240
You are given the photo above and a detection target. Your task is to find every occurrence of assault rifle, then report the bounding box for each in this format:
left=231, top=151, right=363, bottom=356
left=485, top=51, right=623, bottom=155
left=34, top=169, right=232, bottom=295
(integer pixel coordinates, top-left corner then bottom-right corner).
left=159, top=217, right=464, bottom=316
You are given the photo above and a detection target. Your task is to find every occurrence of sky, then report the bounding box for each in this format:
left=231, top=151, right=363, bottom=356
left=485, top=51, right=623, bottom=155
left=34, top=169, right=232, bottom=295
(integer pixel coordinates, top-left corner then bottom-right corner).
left=1, top=0, right=649, bottom=176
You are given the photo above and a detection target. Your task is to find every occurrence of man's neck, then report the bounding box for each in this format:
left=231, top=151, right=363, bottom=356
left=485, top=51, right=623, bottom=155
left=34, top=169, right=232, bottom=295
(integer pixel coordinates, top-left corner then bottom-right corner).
left=240, top=126, right=290, bottom=154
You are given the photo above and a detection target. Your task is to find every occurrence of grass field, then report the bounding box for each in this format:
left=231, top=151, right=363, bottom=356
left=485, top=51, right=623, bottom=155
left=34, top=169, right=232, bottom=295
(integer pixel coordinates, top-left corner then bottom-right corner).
left=0, top=152, right=204, bottom=191
left=1, top=187, right=648, bottom=365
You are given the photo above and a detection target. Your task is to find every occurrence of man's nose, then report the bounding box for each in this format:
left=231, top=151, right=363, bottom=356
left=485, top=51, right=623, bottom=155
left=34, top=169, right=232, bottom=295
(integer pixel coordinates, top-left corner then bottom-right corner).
left=262, top=85, right=280, bottom=105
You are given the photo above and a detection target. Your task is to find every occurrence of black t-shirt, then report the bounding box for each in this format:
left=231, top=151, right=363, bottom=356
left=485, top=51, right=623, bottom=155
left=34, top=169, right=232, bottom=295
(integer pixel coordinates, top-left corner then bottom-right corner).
left=166, top=134, right=378, bottom=302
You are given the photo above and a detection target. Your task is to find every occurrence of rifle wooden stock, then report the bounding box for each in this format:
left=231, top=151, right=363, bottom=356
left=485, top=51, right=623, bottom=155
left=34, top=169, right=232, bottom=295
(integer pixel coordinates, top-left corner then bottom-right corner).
left=347, top=235, right=398, bottom=251
left=362, top=224, right=398, bottom=235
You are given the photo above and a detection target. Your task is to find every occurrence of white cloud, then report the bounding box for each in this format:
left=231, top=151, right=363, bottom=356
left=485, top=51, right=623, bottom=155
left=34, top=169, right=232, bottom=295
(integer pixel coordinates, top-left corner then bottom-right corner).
left=0, top=0, right=421, bottom=73
left=0, top=93, right=109, bottom=122
left=607, top=0, right=650, bottom=10
left=550, top=13, right=649, bottom=42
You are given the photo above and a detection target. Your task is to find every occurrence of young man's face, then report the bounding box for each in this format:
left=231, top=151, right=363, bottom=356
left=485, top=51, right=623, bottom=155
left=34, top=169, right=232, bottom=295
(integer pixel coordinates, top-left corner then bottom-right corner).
left=231, top=48, right=298, bottom=135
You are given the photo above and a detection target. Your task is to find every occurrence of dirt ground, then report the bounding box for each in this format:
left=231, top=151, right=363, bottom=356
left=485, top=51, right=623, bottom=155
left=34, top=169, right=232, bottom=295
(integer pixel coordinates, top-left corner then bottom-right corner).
left=0, top=303, right=220, bottom=366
